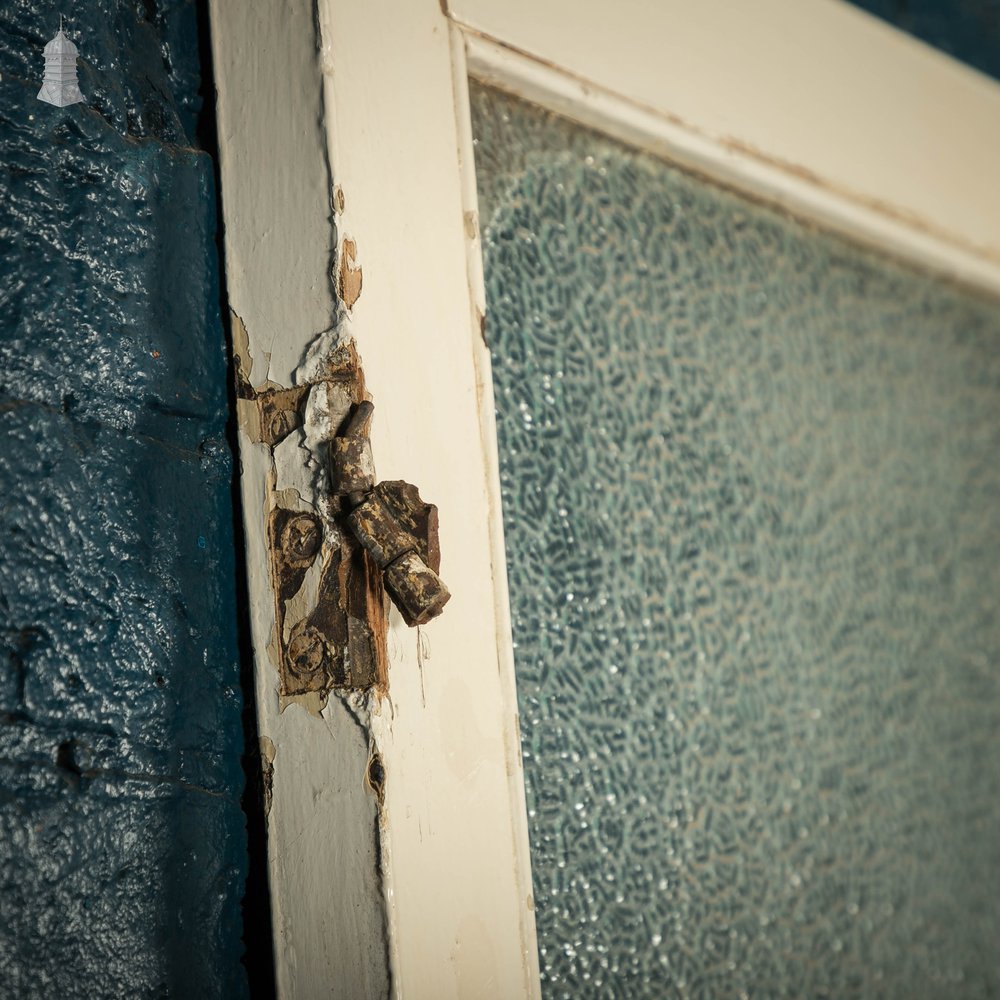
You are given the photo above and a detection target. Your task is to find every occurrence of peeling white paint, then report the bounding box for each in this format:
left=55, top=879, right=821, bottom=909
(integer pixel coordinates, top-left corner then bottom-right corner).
left=209, top=0, right=391, bottom=995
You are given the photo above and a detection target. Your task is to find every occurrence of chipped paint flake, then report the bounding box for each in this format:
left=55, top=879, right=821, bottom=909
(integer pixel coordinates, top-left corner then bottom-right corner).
left=260, top=736, right=276, bottom=817
left=232, top=312, right=388, bottom=708
left=338, top=237, right=363, bottom=310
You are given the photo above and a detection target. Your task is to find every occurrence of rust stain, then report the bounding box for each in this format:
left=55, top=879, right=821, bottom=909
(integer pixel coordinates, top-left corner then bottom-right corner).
left=721, top=136, right=822, bottom=187
left=237, top=332, right=389, bottom=706
left=348, top=480, right=450, bottom=626
left=338, top=236, right=363, bottom=310
left=466, top=32, right=585, bottom=90
left=720, top=133, right=1000, bottom=267
left=237, top=316, right=447, bottom=707
left=253, top=385, right=309, bottom=446
left=267, top=344, right=388, bottom=699
left=334, top=184, right=346, bottom=214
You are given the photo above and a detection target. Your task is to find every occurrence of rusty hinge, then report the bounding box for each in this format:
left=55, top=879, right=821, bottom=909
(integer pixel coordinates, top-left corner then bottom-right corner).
left=250, top=340, right=450, bottom=698
left=332, top=401, right=450, bottom=627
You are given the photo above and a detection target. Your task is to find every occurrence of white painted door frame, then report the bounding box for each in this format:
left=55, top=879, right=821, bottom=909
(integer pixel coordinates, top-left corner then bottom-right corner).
left=209, top=1, right=1000, bottom=996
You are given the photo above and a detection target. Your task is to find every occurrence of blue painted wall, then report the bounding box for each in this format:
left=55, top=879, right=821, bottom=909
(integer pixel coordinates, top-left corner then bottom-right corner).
left=0, top=2, right=248, bottom=996
left=851, top=0, right=1000, bottom=80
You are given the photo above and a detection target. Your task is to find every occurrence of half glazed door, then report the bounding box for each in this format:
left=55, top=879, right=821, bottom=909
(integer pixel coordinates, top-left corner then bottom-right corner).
left=210, top=1, right=1000, bottom=997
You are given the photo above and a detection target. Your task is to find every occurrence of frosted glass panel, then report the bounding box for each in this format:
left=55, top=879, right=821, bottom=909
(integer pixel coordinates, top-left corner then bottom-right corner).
left=471, top=83, right=1000, bottom=999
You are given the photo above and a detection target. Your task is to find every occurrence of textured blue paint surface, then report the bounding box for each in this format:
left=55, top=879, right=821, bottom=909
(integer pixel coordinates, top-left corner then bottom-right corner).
left=850, top=0, right=1000, bottom=80
left=0, top=3, right=247, bottom=997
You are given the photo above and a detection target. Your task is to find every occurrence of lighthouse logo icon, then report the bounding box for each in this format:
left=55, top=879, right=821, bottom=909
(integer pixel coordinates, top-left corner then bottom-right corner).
left=37, top=17, right=85, bottom=108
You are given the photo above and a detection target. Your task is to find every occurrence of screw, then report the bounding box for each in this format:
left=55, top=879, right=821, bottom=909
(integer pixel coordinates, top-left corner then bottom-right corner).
left=267, top=407, right=298, bottom=444
left=281, top=513, right=321, bottom=564
left=287, top=625, right=327, bottom=678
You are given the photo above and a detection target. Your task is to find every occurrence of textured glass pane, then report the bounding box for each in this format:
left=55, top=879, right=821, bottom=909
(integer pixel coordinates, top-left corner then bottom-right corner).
left=472, top=83, right=1000, bottom=1000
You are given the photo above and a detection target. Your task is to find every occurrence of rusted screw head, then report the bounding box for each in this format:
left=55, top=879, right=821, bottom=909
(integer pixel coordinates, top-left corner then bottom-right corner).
left=287, top=624, right=327, bottom=678
left=267, top=407, right=298, bottom=444
left=281, top=513, right=322, bottom=565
